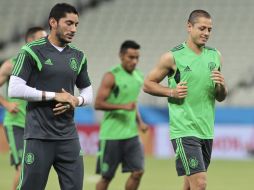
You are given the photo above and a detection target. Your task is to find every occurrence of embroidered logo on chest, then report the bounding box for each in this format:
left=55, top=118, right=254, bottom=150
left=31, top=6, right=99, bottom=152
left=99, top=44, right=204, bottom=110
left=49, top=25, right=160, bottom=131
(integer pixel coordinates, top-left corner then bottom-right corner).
left=183, top=65, right=192, bottom=72
left=208, top=62, right=216, bottom=71
left=69, top=58, right=78, bottom=72
left=44, top=59, right=53, bottom=65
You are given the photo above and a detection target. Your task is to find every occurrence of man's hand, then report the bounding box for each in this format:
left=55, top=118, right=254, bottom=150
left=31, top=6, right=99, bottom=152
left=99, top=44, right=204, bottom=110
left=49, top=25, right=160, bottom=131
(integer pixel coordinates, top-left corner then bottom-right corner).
left=171, top=82, right=188, bottom=99
left=6, top=102, right=19, bottom=114
left=54, top=88, right=78, bottom=108
left=53, top=88, right=78, bottom=115
left=211, top=70, right=225, bottom=86
left=211, top=70, right=227, bottom=102
left=53, top=102, right=72, bottom=115
left=139, top=121, right=149, bottom=133
left=122, top=102, right=136, bottom=111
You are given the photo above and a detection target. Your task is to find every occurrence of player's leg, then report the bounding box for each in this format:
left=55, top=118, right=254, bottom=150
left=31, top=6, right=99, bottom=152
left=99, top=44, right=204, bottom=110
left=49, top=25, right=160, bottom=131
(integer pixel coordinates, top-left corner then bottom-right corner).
left=185, top=139, right=212, bottom=190
left=187, top=139, right=213, bottom=190
left=171, top=137, right=208, bottom=190
left=96, top=140, right=121, bottom=190
left=53, top=139, right=84, bottom=190
left=122, top=136, right=144, bottom=190
left=4, top=126, right=24, bottom=190
left=183, top=176, right=191, bottom=190
left=187, top=172, right=207, bottom=190
left=17, top=139, right=54, bottom=190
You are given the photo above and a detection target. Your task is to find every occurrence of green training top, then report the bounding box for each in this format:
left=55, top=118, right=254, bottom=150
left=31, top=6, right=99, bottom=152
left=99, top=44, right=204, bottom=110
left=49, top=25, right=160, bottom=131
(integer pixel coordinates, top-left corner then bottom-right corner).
left=99, top=64, right=144, bottom=140
left=168, top=42, right=221, bottom=140
left=3, top=57, right=27, bottom=128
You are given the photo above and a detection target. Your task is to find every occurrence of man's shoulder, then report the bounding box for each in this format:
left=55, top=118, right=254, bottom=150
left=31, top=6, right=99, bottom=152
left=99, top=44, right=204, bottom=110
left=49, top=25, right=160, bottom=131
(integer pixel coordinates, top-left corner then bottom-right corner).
left=24, top=37, right=47, bottom=50
left=170, top=43, right=185, bottom=52
left=110, top=64, right=121, bottom=73
left=204, top=46, right=217, bottom=51
left=133, top=68, right=144, bottom=77
left=68, top=43, right=85, bottom=55
left=204, top=46, right=220, bottom=56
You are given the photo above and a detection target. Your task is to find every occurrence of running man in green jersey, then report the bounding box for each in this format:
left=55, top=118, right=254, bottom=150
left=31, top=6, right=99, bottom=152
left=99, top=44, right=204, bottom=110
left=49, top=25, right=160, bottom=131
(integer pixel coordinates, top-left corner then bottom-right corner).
left=143, top=10, right=227, bottom=190
left=0, top=26, right=46, bottom=190
left=95, top=40, right=148, bottom=190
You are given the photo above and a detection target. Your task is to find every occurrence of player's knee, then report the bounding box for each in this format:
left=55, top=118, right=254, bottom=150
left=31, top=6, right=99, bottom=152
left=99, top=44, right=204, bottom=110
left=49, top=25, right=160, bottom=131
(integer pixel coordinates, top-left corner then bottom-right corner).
left=131, top=170, right=144, bottom=181
left=196, top=177, right=207, bottom=190
left=101, top=175, right=112, bottom=184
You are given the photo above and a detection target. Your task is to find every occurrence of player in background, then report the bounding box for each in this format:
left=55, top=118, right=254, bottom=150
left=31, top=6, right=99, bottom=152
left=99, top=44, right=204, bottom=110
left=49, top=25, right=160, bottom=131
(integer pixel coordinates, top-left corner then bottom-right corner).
left=95, top=40, right=148, bottom=190
left=0, top=26, right=46, bottom=190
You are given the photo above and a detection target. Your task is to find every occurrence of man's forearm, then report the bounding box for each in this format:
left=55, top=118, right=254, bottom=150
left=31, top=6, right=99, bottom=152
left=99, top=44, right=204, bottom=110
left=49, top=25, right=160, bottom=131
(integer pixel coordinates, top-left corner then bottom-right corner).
left=215, top=84, right=227, bottom=102
left=9, top=76, right=55, bottom=101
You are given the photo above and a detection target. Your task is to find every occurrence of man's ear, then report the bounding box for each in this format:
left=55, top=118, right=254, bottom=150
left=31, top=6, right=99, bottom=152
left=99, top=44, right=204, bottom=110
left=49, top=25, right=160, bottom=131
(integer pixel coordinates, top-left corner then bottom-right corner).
left=49, top=18, right=57, bottom=30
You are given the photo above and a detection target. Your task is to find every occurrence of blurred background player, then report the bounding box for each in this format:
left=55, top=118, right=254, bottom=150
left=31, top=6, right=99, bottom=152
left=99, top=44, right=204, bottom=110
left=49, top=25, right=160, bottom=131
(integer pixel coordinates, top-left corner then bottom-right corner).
left=8, top=3, right=92, bottom=190
left=0, top=26, right=46, bottom=190
left=95, top=40, right=148, bottom=190
left=143, top=10, right=227, bottom=190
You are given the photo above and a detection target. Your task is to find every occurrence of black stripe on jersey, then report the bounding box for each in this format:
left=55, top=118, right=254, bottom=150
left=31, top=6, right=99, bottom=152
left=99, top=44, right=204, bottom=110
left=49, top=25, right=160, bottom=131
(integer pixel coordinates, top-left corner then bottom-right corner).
left=27, top=38, right=46, bottom=48
left=204, top=46, right=216, bottom=51
left=171, top=44, right=184, bottom=52
left=174, top=68, right=181, bottom=84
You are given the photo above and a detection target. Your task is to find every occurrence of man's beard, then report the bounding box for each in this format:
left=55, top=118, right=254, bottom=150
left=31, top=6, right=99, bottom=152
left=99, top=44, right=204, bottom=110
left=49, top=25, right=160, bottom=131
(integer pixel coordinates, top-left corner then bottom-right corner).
left=56, top=32, right=70, bottom=45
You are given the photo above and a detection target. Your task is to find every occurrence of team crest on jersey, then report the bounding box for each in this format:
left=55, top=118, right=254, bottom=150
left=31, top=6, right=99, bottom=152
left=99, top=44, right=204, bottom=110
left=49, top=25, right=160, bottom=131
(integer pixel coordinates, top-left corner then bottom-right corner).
left=25, top=152, right=35, bottom=165
left=102, top=162, right=109, bottom=172
left=189, top=157, right=199, bottom=169
left=69, top=58, right=78, bottom=72
left=208, top=62, right=216, bottom=71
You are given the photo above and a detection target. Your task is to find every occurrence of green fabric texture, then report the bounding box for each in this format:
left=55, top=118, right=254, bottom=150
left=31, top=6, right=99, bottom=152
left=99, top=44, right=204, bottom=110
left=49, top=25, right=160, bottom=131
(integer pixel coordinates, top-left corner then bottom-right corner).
left=168, top=42, right=220, bottom=140
left=99, top=64, right=144, bottom=140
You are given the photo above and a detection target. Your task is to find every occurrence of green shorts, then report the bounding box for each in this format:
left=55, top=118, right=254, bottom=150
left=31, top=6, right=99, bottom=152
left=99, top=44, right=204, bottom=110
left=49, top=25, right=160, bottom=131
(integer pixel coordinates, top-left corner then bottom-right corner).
left=96, top=136, right=144, bottom=179
left=17, top=138, right=84, bottom=190
left=171, top=136, right=213, bottom=176
left=4, top=125, right=24, bottom=168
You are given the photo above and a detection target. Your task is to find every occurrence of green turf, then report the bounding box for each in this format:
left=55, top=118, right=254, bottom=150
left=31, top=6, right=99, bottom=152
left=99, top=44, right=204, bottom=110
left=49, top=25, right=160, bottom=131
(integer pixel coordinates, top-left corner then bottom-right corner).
left=1, top=153, right=254, bottom=189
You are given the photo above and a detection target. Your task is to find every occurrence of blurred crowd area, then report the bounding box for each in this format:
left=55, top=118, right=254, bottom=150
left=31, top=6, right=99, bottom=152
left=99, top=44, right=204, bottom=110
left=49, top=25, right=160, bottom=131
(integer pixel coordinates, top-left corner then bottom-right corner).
left=1, top=0, right=254, bottom=106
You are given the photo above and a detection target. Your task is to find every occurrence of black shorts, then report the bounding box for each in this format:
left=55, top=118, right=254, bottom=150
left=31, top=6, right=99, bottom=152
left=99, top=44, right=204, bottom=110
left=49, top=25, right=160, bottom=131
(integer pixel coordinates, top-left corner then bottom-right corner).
left=17, top=138, right=84, bottom=190
left=4, top=125, right=24, bottom=168
left=171, top=137, right=213, bottom=176
left=96, top=136, right=144, bottom=179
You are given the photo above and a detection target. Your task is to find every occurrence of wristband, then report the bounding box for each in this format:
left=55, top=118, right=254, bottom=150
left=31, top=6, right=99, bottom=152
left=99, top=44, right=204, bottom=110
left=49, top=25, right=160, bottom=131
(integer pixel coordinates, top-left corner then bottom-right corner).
left=77, top=96, right=84, bottom=106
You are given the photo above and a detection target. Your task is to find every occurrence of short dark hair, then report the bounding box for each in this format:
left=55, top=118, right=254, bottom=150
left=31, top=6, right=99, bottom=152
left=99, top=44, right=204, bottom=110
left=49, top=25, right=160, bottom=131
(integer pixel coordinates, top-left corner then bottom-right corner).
left=25, top=26, right=45, bottom=42
left=188, top=10, right=211, bottom=25
left=48, top=3, right=78, bottom=29
left=120, top=40, right=140, bottom=54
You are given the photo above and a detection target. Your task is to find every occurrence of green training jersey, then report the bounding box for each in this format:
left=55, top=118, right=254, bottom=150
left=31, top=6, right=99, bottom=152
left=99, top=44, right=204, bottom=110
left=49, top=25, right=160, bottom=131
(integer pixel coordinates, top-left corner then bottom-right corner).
left=168, top=42, right=221, bottom=140
left=3, top=57, right=27, bottom=128
left=99, top=64, right=144, bottom=140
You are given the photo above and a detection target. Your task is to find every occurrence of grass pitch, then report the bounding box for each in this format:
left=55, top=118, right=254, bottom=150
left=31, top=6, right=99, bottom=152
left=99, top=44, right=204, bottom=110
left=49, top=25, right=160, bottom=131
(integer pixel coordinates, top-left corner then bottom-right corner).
left=0, top=153, right=254, bottom=189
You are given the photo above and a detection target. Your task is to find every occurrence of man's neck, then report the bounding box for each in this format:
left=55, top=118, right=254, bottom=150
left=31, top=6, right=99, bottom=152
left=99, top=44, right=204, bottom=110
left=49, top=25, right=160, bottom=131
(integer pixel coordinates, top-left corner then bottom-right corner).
left=186, top=40, right=203, bottom=55
left=48, top=34, right=66, bottom=47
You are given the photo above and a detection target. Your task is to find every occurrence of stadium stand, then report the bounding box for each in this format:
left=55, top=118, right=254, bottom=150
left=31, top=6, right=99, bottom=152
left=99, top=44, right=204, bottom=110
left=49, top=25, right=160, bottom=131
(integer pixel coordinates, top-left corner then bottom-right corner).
left=1, top=0, right=254, bottom=106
